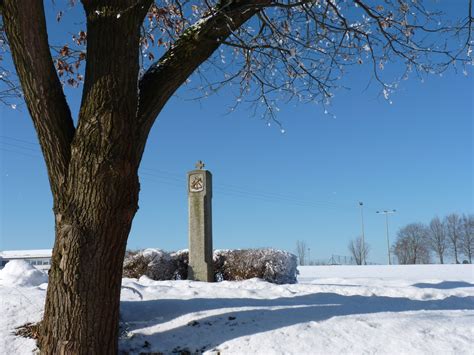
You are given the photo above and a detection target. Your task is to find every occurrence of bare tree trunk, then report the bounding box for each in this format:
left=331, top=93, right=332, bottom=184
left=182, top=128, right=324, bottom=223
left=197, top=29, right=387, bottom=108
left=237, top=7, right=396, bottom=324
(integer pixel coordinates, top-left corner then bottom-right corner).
left=40, top=3, right=146, bottom=352
left=453, top=244, right=459, bottom=264
left=4, top=1, right=145, bottom=353
left=446, top=214, right=462, bottom=264
left=296, top=240, right=307, bottom=266
left=41, top=183, right=139, bottom=354
left=427, top=217, right=447, bottom=265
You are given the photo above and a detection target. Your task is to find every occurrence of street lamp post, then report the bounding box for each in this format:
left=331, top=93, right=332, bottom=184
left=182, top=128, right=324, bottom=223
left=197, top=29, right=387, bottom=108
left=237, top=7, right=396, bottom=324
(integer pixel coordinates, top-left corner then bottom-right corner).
left=359, top=202, right=366, bottom=265
left=376, top=209, right=397, bottom=265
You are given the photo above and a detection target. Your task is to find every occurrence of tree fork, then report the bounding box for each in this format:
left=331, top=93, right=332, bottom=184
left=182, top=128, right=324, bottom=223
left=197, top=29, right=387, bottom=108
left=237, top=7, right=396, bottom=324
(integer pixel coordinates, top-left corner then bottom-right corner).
left=4, top=0, right=149, bottom=353
left=41, top=2, right=148, bottom=353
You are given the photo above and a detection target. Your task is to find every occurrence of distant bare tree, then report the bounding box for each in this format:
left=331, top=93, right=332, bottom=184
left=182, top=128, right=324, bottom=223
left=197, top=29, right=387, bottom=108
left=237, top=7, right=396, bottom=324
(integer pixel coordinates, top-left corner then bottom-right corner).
left=445, top=213, right=463, bottom=264
left=393, top=237, right=411, bottom=264
left=348, top=236, right=370, bottom=265
left=460, top=214, right=474, bottom=263
left=393, top=223, right=430, bottom=264
left=296, top=240, right=307, bottom=266
left=427, top=217, right=448, bottom=264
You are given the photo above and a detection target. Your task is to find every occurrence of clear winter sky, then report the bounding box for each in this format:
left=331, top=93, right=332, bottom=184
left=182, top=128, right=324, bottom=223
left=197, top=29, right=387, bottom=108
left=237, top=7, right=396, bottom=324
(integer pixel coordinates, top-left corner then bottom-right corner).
left=0, top=2, right=472, bottom=264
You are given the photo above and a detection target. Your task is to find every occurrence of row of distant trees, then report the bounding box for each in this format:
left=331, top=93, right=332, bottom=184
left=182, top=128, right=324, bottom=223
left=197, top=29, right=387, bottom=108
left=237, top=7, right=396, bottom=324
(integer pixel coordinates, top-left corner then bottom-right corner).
left=393, top=213, right=473, bottom=264
left=298, top=213, right=472, bottom=266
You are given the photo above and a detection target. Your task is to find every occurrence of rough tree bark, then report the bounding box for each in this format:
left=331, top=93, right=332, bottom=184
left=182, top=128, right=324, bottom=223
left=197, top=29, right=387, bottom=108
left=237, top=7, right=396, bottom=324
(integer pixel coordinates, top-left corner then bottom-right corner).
left=2, top=0, right=265, bottom=353
left=4, top=1, right=147, bottom=353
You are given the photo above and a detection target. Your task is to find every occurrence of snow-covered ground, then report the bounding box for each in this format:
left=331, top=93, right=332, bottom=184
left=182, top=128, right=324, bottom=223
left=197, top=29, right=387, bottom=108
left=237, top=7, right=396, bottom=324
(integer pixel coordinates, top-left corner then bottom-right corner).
left=1, top=261, right=473, bottom=354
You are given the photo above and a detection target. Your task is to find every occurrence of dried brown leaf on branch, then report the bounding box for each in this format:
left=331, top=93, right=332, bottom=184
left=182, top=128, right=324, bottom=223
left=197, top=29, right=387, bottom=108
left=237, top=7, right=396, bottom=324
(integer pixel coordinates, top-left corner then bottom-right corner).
left=14, top=322, right=41, bottom=340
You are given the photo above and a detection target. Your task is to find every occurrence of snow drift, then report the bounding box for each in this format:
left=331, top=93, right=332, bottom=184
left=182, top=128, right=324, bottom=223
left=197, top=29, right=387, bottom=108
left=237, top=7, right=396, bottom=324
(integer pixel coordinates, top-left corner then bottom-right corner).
left=0, top=260, right=47, bottom=287
left=1, top=264, right=473, bottom=354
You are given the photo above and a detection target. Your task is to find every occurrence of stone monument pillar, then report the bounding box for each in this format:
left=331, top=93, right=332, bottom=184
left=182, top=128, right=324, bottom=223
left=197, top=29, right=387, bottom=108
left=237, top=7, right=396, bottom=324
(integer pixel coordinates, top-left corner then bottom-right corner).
left=187, top=160, right=213, bottom=281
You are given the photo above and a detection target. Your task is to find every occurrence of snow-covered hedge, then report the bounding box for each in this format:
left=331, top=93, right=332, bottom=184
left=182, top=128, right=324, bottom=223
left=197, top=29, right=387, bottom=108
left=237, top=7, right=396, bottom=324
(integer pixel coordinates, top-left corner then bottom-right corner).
left=123, top=249, right=186, bottom=280
left=213, top=249, right=298, bottom=284
left=123, top=248, right=297, bottom=284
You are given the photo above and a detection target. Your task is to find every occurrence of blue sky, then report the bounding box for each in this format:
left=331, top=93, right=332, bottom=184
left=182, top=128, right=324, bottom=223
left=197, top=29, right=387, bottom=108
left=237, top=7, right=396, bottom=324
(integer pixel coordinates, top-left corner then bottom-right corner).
left=0, top=2, right=472, bottom=264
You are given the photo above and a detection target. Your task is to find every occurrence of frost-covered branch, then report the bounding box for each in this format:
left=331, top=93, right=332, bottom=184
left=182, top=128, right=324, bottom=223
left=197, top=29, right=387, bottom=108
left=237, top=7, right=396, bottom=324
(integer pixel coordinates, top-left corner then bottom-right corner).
left=132, top=0, right=473, bottom=123
left=1, top=0, right=472, bottom=123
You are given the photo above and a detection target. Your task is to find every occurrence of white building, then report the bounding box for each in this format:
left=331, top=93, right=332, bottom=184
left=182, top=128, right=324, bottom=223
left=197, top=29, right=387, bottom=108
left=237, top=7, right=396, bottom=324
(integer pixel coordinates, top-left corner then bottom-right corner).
left=0, top=249, right=52, bottom=270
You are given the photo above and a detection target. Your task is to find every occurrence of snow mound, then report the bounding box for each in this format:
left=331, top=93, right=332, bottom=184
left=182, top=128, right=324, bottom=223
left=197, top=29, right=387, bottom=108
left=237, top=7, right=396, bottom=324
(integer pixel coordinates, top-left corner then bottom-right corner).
left=0, top=260, right=48, bottom=287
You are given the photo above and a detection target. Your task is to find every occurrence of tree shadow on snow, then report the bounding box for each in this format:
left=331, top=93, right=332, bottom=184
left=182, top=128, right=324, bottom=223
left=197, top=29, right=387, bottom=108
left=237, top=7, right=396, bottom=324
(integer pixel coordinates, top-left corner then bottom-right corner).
left=120, top=292, right=474, bottom=353
left=304, top=283, right=363, bottom=287
left=412, top=281, right=474, bottom=289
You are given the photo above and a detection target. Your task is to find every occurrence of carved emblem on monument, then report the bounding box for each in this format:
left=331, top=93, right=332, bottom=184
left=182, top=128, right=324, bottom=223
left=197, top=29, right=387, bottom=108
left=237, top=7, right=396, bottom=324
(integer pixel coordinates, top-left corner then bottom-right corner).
left=189, top=174, right=204, bottom=192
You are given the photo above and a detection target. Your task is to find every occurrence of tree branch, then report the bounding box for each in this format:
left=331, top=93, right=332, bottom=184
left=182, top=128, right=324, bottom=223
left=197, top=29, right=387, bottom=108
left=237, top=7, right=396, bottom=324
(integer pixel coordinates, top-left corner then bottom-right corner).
left=2, top=0, right=75, bottom=201
left=136, top=0, right=270, bottom=159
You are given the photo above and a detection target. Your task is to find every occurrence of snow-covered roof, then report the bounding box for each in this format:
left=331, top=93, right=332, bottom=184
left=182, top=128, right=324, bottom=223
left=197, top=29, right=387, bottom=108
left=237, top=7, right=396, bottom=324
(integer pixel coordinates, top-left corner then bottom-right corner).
left=0, top=249, right=52, bottom=259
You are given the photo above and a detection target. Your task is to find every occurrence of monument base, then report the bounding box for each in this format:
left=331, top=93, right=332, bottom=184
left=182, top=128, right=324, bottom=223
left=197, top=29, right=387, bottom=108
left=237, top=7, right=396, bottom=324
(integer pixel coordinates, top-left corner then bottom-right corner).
left=187, top=263, right=214, bottom=282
